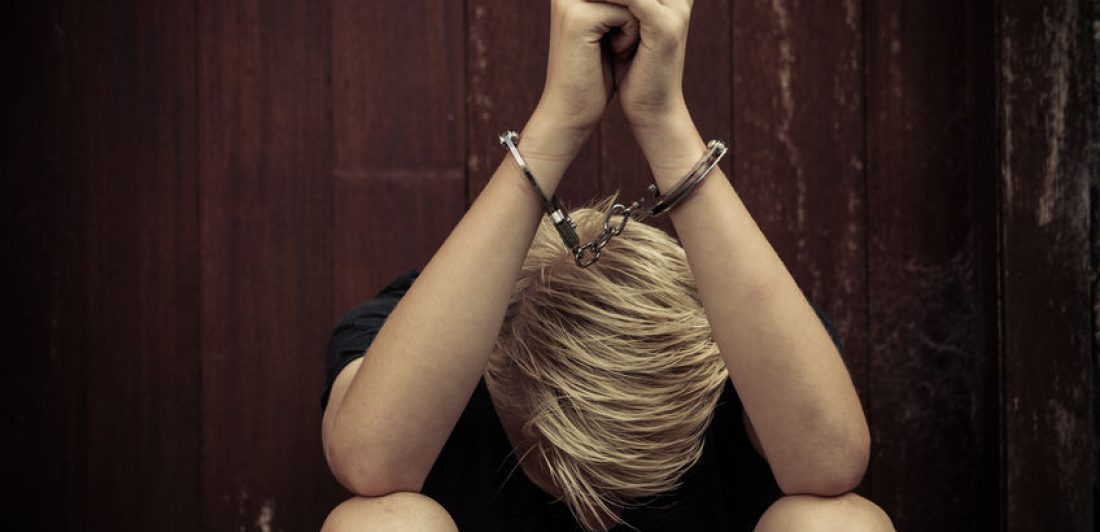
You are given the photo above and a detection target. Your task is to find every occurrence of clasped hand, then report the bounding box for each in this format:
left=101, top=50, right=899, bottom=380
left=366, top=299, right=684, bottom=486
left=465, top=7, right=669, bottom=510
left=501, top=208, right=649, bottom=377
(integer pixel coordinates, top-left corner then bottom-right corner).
left=536, top=0, right=695, bottom=139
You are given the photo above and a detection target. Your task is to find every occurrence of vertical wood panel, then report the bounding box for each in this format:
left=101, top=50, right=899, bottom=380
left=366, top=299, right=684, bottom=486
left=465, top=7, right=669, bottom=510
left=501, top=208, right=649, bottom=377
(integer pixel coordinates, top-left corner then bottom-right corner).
left=865, top=1, right=999, bottom=529
left=51, top=1, right=201, bottom=529
left=81, top=1, right=201, bottom=525
left=3, top=3, right=84, bottom=529
left=2, top=0, right=204, bottom=529
left=731, top=0, right=868, bottom=444
left=7, top=1, right=202, bottom=528
left=332, top=0, right=466, bottom=311
left=601, top=0, right=731, bottom=239
left=1000, top=0, right=1095, bottom=529
left=467, top=1, right=600, bottom=208
left=198, top=1, right=334, bottom=529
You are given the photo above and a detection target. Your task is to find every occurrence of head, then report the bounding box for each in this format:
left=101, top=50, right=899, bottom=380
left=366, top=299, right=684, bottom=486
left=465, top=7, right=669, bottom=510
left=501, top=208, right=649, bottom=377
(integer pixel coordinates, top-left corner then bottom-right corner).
left=484, top=192, right=729, bottom=531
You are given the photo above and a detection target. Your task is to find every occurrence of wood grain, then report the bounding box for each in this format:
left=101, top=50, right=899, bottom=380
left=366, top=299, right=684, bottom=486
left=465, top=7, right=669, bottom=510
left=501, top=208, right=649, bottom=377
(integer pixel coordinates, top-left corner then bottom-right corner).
left=865, top=0, right=1000, bottom=528
left=1000, top=0, right=1095, bottom=529
left=332, top=0, right=467, bottom=311
left=4, top=3, right=86, bottom=529
left=198, top=1, right=334, bottom=529
left=68, top=1, right=200, bottom=529
left=3, top=0, right=203, bottom=529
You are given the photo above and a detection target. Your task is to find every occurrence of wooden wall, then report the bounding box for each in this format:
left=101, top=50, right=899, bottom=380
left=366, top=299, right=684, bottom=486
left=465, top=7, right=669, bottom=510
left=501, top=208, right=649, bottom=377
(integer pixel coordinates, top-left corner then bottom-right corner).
left=4, top=0, right=1095, bottom=530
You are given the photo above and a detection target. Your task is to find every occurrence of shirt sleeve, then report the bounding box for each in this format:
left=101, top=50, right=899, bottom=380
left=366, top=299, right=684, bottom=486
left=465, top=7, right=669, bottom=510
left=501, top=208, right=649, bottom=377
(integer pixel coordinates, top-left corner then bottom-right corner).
left=321, top=268, right=422, bottom=410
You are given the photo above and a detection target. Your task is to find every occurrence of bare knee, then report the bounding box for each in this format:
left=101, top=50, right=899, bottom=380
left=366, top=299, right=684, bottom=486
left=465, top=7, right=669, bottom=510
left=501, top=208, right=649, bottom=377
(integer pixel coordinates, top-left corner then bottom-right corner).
left=755, top=493, right=894, bottom=532
left=322, top=492, right=458, bottom=532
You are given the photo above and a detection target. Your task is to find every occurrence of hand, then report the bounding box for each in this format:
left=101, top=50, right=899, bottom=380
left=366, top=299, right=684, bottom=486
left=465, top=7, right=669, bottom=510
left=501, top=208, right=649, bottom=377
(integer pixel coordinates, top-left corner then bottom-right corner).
left=596, top=0, right=694, bottom=128
left=535, top=0, right=640, bottom=137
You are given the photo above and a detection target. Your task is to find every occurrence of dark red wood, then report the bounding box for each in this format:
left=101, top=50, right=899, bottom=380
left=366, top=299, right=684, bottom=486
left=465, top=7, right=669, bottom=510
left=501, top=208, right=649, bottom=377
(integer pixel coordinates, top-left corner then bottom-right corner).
left=69, top=1, right=200, bottom=529
left=79, top=2, right=201, bottom=525
left=4, top=3, right=85, bottom=529
left=466, top=1, right=601, bottom=209
left=1000, top=0, right=1095, bottom=529
left=865, top=0, right=1000, bottom=529
left=3, top=0, right=202, bottom=530
left=332, top=0, right=467, bottom=312
left=198, top=1, right=334, bottom=529
left=730, top=0, right=870, bottom=480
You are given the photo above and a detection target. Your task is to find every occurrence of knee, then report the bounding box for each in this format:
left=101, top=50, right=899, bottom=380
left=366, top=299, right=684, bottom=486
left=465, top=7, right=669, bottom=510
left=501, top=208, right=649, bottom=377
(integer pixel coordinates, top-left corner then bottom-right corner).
left=322, top=492, right=458, bottom=532
left=754, top=493, right=894, bottom=532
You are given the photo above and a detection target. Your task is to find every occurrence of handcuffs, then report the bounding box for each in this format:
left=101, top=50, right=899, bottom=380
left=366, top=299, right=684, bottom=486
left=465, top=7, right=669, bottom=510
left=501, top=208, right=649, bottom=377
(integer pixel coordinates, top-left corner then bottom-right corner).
left=499, top=130, right=729, bottom=267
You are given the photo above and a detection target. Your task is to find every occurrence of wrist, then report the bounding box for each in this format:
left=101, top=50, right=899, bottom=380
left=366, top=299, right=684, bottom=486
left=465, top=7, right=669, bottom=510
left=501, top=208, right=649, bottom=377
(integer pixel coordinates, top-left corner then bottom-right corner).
left=502, top=110, right=591, bottom=197
left=623, top=94, right=690, bottom=131
left=630, top=107, right=708, bottom=190
left=521, top=106, right=593, bottom=163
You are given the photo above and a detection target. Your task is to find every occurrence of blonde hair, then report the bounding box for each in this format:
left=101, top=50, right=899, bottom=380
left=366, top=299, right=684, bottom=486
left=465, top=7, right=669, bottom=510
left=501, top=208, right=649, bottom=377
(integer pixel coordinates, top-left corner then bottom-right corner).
left=485, top=192, right=730, bottom=531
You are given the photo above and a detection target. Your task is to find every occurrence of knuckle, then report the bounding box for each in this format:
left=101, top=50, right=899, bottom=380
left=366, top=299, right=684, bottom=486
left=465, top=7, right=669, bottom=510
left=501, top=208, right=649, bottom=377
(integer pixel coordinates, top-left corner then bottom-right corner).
left=669, top=11, right=690, bottom=32
left=651, top=15, right=687, bottom=43
left=560, top=3, right=588, bottom=25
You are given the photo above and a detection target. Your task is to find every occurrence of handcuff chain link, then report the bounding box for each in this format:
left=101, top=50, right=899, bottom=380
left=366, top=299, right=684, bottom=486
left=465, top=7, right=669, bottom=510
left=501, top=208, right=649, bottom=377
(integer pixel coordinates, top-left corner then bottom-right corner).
left=572, top=190, right=658, bottom=267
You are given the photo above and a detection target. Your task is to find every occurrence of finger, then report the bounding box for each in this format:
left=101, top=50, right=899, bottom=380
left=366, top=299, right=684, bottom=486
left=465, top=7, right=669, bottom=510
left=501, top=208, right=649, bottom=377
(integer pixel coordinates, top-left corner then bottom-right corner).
left=587, top=0, right=664, bottom=23
left=572, top=2, right=635, bottom=42
left=609, top=16, right=639, bottom=57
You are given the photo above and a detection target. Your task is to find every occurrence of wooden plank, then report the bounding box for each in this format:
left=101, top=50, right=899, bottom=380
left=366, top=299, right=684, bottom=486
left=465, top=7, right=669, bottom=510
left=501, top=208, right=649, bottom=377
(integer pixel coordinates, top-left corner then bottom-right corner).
left=81, top=2, right=201, bottom=525
left=730, top=0, right=869, bottom=477
left=5, top=0, right=203, bottom=529
left=1000, top=0, right=1095, bottom=529
left=865, top=0, right=1000, bottom=529
left=62, top=1, right=201, bottom=529
left=600, top=0, right=731, bottom=240
left=2, top=3, right=82, bottom=529
left=332, top=0, right=466, bottom=312
left=467, top=1, right=601, bottom=209
left=198, top=1, right=334, bottom=529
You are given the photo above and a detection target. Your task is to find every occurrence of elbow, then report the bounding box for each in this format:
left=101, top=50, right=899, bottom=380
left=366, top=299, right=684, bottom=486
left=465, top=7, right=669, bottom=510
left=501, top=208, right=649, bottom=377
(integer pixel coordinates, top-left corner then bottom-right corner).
left=776, top=421, right=871, bottom=497
left=777, top=461, right=867, bottom=497
left=325, top=425, right=425, bottom=497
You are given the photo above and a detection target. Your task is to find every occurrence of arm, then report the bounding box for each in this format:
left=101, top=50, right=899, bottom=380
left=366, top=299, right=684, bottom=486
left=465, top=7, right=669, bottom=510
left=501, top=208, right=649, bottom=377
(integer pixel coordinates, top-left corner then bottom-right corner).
left=600, top=0, right=869, bottom=495
left=323, top=0, right=642, bottom=496
left=649, top=115, right=870, bottom=496
left=323, top=114, right=576, bottom=496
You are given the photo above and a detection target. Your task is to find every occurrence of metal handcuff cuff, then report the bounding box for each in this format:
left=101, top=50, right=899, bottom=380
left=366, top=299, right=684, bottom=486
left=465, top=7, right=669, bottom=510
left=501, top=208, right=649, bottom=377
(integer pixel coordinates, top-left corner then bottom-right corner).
left=499, top=130, right=729, bottom=268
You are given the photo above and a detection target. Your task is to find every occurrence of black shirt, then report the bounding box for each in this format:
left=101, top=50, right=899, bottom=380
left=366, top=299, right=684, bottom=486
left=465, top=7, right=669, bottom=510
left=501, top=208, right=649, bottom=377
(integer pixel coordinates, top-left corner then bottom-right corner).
left=323, top=268, right=847, bottom=531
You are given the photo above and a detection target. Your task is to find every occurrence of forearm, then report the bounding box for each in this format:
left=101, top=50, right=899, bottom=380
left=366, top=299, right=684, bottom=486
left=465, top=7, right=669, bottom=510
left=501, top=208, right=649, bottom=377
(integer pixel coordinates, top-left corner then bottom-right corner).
left=635, top=110, right=870, bottom=494
left=327, top=112, right=585, bottom=495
